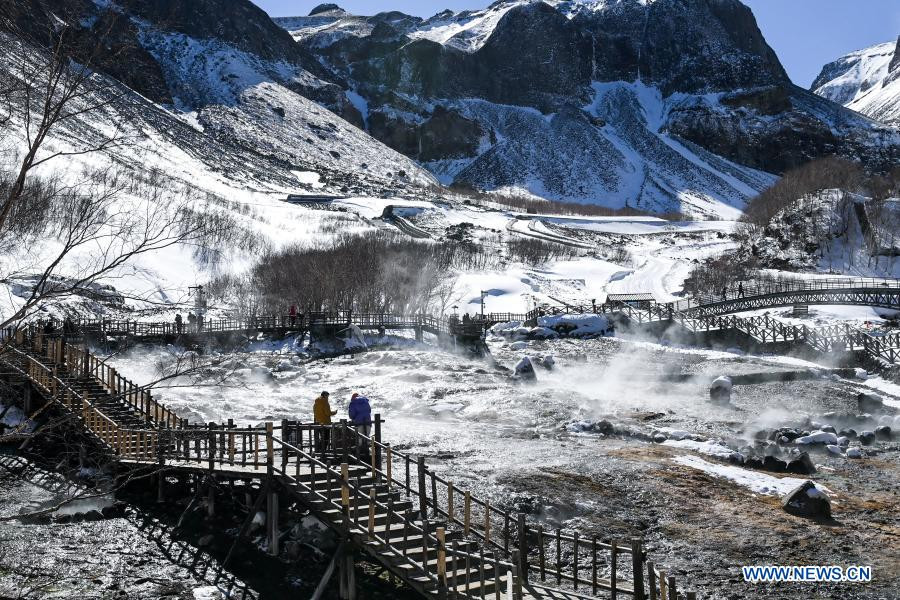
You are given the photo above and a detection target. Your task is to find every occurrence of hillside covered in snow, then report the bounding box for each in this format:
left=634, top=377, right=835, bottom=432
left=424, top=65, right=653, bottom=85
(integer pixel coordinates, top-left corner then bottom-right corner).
left=278, top=0, right=900, bottom=218
left=812, top=37, right=900, bottom=126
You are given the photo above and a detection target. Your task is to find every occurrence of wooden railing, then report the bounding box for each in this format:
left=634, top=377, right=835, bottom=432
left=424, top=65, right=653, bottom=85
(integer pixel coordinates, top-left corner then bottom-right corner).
left=3, top=327, right=183, bottom=429
left=325, top=422, right=696, bottom=599
left=674, top=275, right=900, bottom=313
left=2, top=344, right=161, bottom=461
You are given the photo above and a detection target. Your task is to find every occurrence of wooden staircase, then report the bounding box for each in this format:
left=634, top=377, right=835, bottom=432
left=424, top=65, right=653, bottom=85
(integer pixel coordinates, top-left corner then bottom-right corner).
left=0, top=326, right=699, bottom=600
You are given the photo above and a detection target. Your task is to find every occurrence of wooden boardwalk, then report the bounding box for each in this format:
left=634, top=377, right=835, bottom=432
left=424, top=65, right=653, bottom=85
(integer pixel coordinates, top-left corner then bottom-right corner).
left=0, top=329, right=699, bottom=600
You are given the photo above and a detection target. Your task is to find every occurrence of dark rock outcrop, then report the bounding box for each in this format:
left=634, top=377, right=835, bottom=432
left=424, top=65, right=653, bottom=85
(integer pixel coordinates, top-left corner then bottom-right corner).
left=781, top=480, right=832, bottom=520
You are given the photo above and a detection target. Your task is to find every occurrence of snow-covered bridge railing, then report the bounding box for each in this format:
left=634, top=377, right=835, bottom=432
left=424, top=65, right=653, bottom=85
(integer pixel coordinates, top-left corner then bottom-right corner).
left=674, top=276, right=900, bottom=316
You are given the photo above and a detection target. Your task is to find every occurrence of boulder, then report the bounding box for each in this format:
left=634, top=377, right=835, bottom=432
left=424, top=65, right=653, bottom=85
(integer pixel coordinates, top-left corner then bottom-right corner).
left=838, top=428, right=857, bottom=439
left=858, top=431, right=876, bottom=446
left=592, top=419, right=615, bottom=435
left=509, top=341, right=528, bottom=351
left=825, top=444, right=842, bottom=456
left=709, top=376, right=732, bottom=403
left=514, top=357, right=537, bottom=383
left=820, top=425, right=836, bottom=434
left=875, top=425, right=892, bottom=439
left=857, top=393, right=884, bottom=413
left=83, top=509, right=104, bottom=522
left=846, top=447, right=863, bottom=459
left=796, top=431, right=838, bottom=445
left=761, top=455, right=787, bottom=472
left=784, top=452, right=816, bottom=475
left=781, top=481, right=832, bottom=520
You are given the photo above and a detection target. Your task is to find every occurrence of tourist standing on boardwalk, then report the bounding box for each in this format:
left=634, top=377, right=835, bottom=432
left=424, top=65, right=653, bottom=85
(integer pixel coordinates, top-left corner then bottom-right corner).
left=348, top=393, right=372, bottom=455
left=174, top=313, right=183, bottom=334
left=314, top=391, right=337, bottom=453
left=289, top=304, right=297, bottom=327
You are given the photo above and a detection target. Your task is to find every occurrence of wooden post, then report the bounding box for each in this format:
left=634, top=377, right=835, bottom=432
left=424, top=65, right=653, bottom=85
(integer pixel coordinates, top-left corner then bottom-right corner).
left=464, top=491, right=471, bottom=536
left=339, top=419, right=348, bottom=463
left=431, top=472, right=438, bottom=515
left=667, top=575, right=677, bottom=600
left=385, top=444, right=392, bottom=489
left=447, top=482, right=454, bottom=524
left=268, top=490, right=280, bottom=556
left=647, top=561, right=657, bottom=600
left=611, top=541, right=618, bottom=600
left=686, top=593, right=696, bottom=600
left=511, top=551, right=523, bottom=600
left=573, top=531, right=579, bottom=590
left=632, top=538, right=646, bottom=600
left=227, top=418, right=235, bottom=465
left=436, top=527, right=447, bottom=585
left=517, top=513, right=528, bottom=578
left=265, top=421, right=274, bottom=471
left=417, top=457, right=427, bottom=520
left=341, top=463, right=350, bottom=508
left=281, top=419, right=289, bottom=471
left=207, top=477, right=215, bottom=518
left=484, top=501, right=491, bottom=545
left=373, top=413, right=382, bottom=470
left=207, top=422, right=216, bottom=472
left=367, top=489, right=376, bottom=539
left=659, top=570, right=667, bottom=600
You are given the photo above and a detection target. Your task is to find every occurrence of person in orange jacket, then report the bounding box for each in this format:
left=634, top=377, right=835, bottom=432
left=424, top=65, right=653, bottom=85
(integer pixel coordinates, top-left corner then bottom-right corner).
left=313, top=391, right=337, bottom=453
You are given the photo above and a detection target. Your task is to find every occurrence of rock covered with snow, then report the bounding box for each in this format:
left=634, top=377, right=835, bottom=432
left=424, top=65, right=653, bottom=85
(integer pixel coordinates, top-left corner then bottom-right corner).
left=781, top=480, right=832, bottom=520
left=513, top=357, right=537, bottom=383
left=796, top=431, right=839, bottom=446
left=535, top=314, right=613, bottom=338
left=709, top=376, right=732, bottom=404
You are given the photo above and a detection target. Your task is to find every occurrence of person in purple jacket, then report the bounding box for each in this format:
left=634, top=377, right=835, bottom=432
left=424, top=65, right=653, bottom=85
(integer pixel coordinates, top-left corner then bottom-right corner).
left=348, top=392, right=372, bottom=456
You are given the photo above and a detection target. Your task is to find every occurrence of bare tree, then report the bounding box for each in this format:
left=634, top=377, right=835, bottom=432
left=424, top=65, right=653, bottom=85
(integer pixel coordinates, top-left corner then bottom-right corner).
left=0, top=4, right=200, bottom=329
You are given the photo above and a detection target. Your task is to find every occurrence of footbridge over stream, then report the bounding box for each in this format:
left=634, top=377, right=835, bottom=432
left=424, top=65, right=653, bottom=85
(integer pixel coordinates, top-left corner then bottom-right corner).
left=506, top=278, right=900, bottom=370
left=0, top=326, right=699, bottom=600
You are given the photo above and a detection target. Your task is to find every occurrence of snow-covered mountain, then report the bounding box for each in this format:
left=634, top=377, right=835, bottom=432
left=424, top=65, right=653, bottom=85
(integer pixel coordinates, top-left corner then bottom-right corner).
left=277, top=0, right=900, bottom=218
left=1, top=0, right=436, bottom=196
left=812, top=37, right=900, bottom=126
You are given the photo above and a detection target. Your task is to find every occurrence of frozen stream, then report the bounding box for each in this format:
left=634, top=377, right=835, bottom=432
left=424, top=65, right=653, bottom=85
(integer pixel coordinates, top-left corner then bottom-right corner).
left=105, top=336, right=900, bottom=600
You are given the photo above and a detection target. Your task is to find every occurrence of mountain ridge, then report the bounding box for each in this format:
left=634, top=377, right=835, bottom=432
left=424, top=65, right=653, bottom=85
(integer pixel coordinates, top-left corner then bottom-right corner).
left=812, top=36, right=900, bottom=126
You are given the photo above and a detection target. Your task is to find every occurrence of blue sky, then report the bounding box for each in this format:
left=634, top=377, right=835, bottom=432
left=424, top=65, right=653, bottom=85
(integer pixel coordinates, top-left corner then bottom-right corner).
left=254, top=1, right=899, bottom=87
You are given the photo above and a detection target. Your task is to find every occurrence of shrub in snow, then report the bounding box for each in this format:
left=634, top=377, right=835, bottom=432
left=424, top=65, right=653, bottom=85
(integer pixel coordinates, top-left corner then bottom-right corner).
left=709, top=376, right=732, bottom=404
left=781, top=480, right=832, bottom=520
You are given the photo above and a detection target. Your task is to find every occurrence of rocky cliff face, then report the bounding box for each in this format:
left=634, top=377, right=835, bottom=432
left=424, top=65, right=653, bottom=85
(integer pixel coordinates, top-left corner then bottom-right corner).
left=279, top=0, right=899, bottom=216
left=812, top=37, right=900, bottom=126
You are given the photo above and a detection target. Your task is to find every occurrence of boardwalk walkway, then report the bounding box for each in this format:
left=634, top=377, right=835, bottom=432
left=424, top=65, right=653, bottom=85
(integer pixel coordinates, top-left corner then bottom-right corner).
left=29, top=278, right=900, bottom=369
left=0, top=328, right=698, bottom=600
